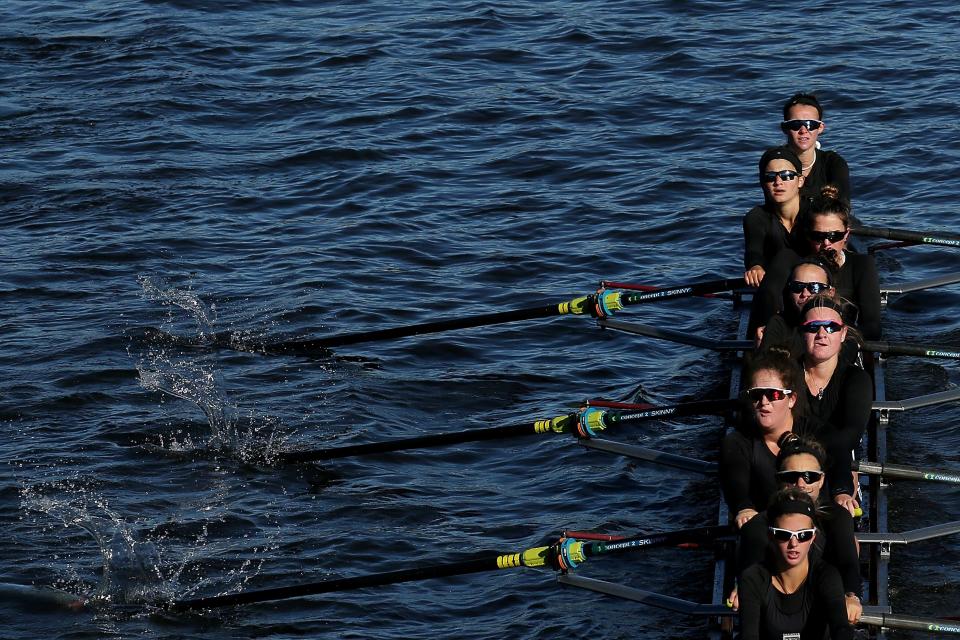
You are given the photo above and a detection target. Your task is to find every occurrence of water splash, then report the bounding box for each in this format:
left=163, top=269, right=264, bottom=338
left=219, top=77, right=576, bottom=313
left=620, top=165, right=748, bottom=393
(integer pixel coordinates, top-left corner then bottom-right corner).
left=139, top=365, right=237, bottom=446
left=138, top=275, right=217, bottom=337
left=20, top=484, right=167, bottom=608
left=138, top=363, right=288, bottom=463
left=19, top=481, right=280, bottom=614
left=134, top=275, right=292, bottom=463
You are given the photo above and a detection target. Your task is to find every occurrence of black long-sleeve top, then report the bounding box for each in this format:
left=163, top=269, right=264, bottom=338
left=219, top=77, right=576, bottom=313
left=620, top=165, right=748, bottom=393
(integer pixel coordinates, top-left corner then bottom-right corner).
left=738, top=557, right=854, bottom=640
left=720, top=416, right=818, bottom=515
left=798, top=148, right=851, bottom=205
left=737, top=505, right=862, bottom=598
left=750, top=248, right=881, bottom=341
left=803, top=358, right=873, bottom=498
left=742, top=201, right=808, bottom=271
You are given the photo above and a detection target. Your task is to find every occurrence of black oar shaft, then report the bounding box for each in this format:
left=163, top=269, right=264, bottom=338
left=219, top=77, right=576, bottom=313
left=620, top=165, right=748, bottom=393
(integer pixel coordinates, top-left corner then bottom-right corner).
left=278, top=420, right=553, bottom=464
left=261, top=277, right=746, bottom=355
left=280, top=400, right=732, bottom=465
left=620, top=278, right=746, bottom=304
left=269, top=304, right=564, bottom=353
left=172, top=523, right=736, bottom=611
left=863, top=341, right=960, bottom=360
left=852, top=225, right=960, bottom=248
left=171, top=556, right=499, bottom=610
left=599, top=399, right=734, bottom=428
left=859, top=612, right=960, bottom=634
left=856, top=461, right=960, bottom=484
left=583, top=525, right=732, bottom=557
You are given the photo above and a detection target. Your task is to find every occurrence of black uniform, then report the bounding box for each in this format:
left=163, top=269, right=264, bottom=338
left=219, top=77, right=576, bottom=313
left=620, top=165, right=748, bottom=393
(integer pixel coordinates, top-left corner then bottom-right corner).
left=798, top=148, right=850, bottom=205
left=803, top=357, right=873, bottom=498
left=742, top=201, right=809, bottom=271
left=720, top=417, right=818, bottom=516
left=738, top=506, right=862, bottom=598
left=751, top=249, right=881, bottom=341
left=738, top=557, right=854, bottom=640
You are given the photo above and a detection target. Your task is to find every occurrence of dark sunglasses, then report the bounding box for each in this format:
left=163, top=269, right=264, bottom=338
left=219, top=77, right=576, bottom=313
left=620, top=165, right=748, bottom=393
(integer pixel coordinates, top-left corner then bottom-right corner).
left=786, top=280, right=832, bottom=295
left=744, top=387, right=793, bottom=403
left=808, top=230, right=847, bottom=243
left=801, top=320, right=844, bottom=334
left=781, top=119, right=823, bottom=132
left=776, top=470, right=824, bottom=484
left=769, top=527, right=816, bottom=543
left=762, top=170, right=800, bottom=183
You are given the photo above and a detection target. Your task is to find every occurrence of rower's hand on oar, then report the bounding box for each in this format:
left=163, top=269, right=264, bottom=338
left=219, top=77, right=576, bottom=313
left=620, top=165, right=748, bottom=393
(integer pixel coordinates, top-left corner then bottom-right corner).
left=744, top=266, right=765, bottom=288
left=844, top=593, right=862, bottom=625
left=754, top=325, right=766, bottom=348
left=726, top=587, right=739, bottom=611
left=834, top=493, right=860, bottom=517
left=735, top=508, right=759, bottom=529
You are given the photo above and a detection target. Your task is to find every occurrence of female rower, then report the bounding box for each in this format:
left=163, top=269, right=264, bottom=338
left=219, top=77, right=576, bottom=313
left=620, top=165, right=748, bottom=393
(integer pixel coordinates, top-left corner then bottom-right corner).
left=802, top=187, right=881, bottom=340
left=798, top=295, right=873, bottom=516
left=751, top=185, right=881, bottom=341
left=742, top=147, right=807, bottom=287
left=756, top=254, right=837, bottom=355
left=780, top=92, right=850, bottom=204
left=737, top=435, right=863, bottom=625
left=738, top=487, right=854, bottom=640
left=720, top=348, right=809, bottom=530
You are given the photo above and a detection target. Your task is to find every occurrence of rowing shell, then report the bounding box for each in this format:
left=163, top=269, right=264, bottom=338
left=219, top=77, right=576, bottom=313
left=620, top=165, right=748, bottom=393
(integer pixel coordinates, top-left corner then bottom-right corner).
left=706, top=290, right=888, bottom=639
left=562, top=275, right=960, bottom=637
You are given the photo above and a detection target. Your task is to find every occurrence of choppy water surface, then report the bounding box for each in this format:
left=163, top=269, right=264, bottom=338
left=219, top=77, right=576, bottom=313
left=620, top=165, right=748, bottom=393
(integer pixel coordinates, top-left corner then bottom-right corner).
left=1, top=2, right=958, bottom=638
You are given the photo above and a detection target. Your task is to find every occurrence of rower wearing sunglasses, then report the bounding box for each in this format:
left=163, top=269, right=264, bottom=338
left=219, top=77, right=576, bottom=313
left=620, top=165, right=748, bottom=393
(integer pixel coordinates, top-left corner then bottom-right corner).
left=797, top=295, right=872, bottom=518
left=742, top=147, right=809, bottom=288
left=735, top=435, right=863, bottom=626
left=751, top=185, right=881, bottom=342
left=800, top=186, right=881, bottom=341
left=756, top=254, right=839, bottom=357
left=720, top=349, right=810, bottom=532
left=780, top=92, right=850, bottom=205
left=737, top=487, right=854, bottom=640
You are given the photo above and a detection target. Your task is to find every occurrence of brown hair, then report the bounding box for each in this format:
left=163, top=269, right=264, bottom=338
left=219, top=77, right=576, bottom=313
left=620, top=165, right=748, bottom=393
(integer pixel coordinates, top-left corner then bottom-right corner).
left=790, top=251, right=839, bottom=286
left=805, top=184, right=851, bottom=232
left=743, top=347, right=807, bottom=419
left=800, top=293, right=863, bottom=346
left=776, top=433, right=827, bottom=471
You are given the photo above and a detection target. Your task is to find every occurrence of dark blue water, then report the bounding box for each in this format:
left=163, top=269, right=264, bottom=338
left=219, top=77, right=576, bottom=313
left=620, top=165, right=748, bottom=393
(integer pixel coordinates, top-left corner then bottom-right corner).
left=1, top=1, right=958, bottom=638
